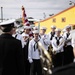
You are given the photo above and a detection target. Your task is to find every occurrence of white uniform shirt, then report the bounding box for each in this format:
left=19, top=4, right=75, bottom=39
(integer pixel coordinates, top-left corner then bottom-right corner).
left=63, top=32, right=72, bottom=46
left=40, top=34, right=50, bottom=50
left=52, top=36, right=64, bottom=54
left=12, top=33, right=24, bottom=48
left=72, top=37, right=75, bottom=62
left=72, top=38, right=75, bottom=48
left=28, top=38, right=41, bottom=61
left=47, top=32, right=55, bottom=43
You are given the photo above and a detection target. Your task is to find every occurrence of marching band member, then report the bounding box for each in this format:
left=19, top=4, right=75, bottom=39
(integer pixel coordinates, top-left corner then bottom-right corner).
left=47, top=25, right=56, bottom=56
left=24, top=25, right=33, bottom=40
left=0, top=19, right=25, bottom=75
left=62, top=28, right=66, bottom=36
left=12, top=26, right=24, bottom=48
left=63, top=25, right=74, bottom=65
left=23, top=25, right=31, bottom=35
left=22, top=33, right=31, bottom=75
left=28, top=30, right=42, bottom=75
left=40, top=26, right=47, bottom=38
left=33, top=26, right=39, bottom=30
left=40, top=26, right=50, bottom=50
left=52, top=28, right=64, bottom=68
left=72, top=36, right=75, bottom=62
left=47, top=25, right=56, bottom=41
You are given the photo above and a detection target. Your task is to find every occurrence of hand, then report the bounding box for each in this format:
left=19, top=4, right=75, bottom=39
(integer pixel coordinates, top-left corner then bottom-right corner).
left=52, top=50, right=57, bottom=55
left=29, top=59, right=33, bottom=63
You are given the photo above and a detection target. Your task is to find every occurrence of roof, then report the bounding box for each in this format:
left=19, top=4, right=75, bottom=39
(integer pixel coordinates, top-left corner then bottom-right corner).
left=35, top=5, right=75, bottom=23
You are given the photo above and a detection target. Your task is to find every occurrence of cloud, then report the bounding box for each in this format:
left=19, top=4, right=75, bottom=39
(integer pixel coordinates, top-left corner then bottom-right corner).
left=0, top=0, right=75, bottom=19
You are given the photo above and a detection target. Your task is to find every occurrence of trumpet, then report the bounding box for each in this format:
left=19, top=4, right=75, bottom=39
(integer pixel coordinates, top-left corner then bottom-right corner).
left=38, top=41, right=53, bottom=75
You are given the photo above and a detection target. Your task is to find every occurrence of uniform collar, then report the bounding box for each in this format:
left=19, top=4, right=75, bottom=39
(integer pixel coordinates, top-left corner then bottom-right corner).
left=55, top=35, right=61, bottom=38
left=33, top=38, right=40, bottom=42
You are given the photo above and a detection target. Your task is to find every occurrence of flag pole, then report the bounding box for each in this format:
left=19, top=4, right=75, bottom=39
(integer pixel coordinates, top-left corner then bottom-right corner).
left=38, top=21, right=40, bottom=32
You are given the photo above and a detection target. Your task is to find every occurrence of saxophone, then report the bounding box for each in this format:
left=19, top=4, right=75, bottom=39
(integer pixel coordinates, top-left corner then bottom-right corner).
left=38, top=41, right=53, bottom=75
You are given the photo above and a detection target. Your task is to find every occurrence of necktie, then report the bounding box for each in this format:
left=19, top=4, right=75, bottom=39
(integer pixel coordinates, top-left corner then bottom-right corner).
left=57, top=39, right=59, bottom=46
left=55, top=37, right=60, bottom=46
left=34, top=40, right=39, bottom=51
left=50, top=32, right=55, bottom=40
left=67, top=33, right=70, bottom=38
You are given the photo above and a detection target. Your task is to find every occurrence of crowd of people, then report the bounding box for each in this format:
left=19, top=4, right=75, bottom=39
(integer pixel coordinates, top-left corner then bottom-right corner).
left=0, top=19, right=75, bottom=75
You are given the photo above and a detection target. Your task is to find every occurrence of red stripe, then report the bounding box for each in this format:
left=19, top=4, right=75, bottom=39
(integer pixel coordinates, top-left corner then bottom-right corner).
left=25, top=19, right=28, bottom=22
left=22, top=6, right=30, bottom=26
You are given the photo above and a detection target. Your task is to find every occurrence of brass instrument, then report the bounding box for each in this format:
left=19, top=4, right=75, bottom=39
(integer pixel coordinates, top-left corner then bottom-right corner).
left=38, top=41, right=52, bottom=75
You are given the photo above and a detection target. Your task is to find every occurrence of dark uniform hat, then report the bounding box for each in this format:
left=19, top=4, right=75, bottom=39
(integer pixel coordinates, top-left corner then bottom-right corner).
left=0, top=19, right=15, bottom=32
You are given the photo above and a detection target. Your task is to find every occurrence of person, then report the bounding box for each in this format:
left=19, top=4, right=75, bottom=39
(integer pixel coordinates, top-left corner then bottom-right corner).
left=47, top=25, right=56, bottom=55
left=28, top=30, right=42, bottom=75
left=23, top=25, right=31, bottom=34
left=63, top=25, right=74, bottom=65
left=40, top=26, right=50, bottom=50
left=51, top=28, right=64, bottom=68
left=22, top=25, right=32, bottom=39
left=0, top=19, right=25, bottom=75
left=22, top=33, right=31, bottom=75
left=33, top=26, right=39, bottom=30
left=47, top=25, right=56, bottom=41
left=40, top=26, right=47, bottom=38
left=62, top=28, right=66, bottom=36
left=52, top=37, right=75, bottom=75
left=12, top=25, right=24, bottom=48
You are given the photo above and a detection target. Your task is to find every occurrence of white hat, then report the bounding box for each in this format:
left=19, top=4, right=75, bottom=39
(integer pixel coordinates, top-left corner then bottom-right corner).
left=33, top=30, right=39, bottom=34
left=22, top=33, right=29, bottom=37
left=40, top=27, right=47, bottom=30
left=65, top=25, right=71, bottom=29
left=62, top=28, right=66, bottom=32
left=0, top=19, right=15, bottom=26
left=24, top=26, right=31, bottom=29
left=55, top=28, right=61, bottom=32
left=51, top=25, right=56, bottom=29
left=33, top=26, right=38, bottom=30
left=0, top=19, right=16, bottom=32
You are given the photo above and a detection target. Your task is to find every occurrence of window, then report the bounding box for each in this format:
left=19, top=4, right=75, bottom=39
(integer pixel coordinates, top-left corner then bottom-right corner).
left=72, top=25, right=75, bottom=29
left=62, top=18, right=66, bottom=22
left=53, top=18, right=56, bottom=22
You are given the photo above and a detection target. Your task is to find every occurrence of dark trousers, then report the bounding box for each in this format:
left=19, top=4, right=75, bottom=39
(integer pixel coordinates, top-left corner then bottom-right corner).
left=63, top=45, right=74, bottom=65
left=25, top=60, right=30, bottom=75
left=32, top=59, right=42, bottom=75
left=52, top=52, right=63, bottom=68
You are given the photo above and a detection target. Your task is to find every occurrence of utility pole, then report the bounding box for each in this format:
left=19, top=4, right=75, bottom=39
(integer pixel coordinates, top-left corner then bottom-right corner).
left=43, top=13, right=46, bottom=19
left=1, top=7, right=3, bottom=22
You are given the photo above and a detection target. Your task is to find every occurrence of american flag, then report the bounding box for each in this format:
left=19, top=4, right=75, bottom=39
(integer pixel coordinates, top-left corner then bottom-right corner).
left=22, top=6, right=30, bottom=26
left=21, top=6, right=33, bottom=38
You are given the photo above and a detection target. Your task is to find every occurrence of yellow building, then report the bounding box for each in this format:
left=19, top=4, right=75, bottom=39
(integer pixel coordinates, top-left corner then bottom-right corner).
left=35, top=5, right=75, bottom=33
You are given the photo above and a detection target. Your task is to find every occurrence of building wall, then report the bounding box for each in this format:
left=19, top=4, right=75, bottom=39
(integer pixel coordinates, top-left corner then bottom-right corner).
left=35, top=6, right=75, bottom=34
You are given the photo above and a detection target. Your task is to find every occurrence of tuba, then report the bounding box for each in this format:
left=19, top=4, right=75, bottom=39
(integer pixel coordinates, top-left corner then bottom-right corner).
left=38, top=41, right=53, bottom=75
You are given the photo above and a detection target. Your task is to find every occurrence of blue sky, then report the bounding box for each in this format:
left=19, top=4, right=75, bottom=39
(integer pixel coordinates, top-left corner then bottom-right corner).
left=0, top=0, right=75, bottom=20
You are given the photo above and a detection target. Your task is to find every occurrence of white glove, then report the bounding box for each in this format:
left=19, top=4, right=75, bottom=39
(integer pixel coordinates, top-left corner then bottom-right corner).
left=29, top=59, right=33, bottom=63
